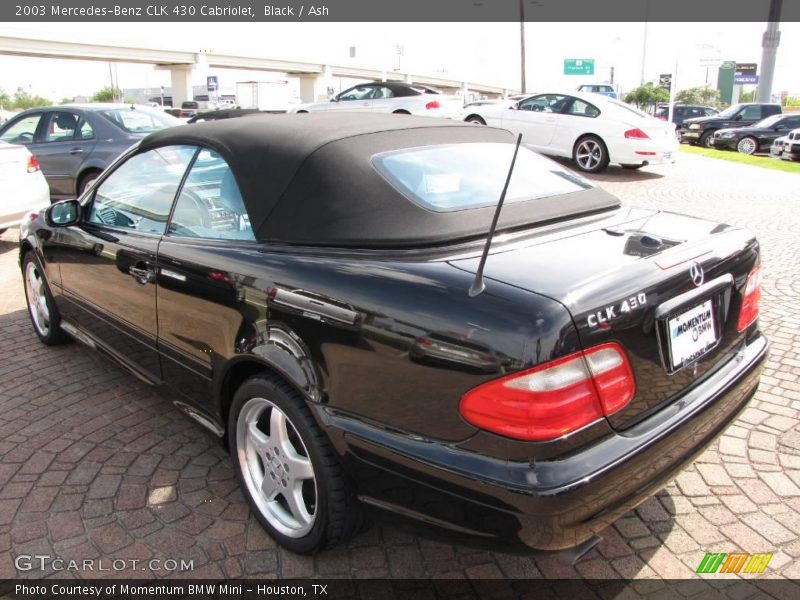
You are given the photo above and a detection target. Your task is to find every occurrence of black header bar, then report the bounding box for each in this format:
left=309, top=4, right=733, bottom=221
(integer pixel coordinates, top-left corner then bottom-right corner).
left=2, top=0, right=799, bottom=23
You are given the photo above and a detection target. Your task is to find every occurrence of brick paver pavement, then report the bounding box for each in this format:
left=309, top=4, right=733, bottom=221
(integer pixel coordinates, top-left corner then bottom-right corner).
left=1, top=151, right=799, bottom=584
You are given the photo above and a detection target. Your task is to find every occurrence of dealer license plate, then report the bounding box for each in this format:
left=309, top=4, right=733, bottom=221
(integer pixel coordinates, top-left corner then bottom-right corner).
left=667, top=299, right=718, bottom=370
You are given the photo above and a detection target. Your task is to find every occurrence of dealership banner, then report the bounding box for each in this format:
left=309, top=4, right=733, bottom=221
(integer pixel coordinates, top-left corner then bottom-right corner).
left=2, top=0, right=800, bottom=22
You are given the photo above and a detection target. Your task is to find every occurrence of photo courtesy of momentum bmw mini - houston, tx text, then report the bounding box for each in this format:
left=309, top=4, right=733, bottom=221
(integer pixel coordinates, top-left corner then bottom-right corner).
left=1, top=0, right=799, bottom=595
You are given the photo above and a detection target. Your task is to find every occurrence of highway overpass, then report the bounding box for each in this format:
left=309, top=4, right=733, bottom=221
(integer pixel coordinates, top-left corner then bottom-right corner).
left=0, top=35, right=516, bottom=105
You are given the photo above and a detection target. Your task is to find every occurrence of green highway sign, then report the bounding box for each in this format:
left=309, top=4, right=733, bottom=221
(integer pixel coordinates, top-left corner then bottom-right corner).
left=564, top=59, right=595, bottom=75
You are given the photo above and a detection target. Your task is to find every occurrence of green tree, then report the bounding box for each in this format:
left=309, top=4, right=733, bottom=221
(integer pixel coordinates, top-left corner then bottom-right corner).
left=11, top=87, right=52, bottom=110
left=0, top=89, right=11, bottom=109
left=675, top=86, right=721, bottom=107
left=60, top=97, right=74, bottom=105
left=739, top=90, right=756, bottom=103
left=91, top=87, right=122, bottom=102
left=624, top=82, right=670, bottom=113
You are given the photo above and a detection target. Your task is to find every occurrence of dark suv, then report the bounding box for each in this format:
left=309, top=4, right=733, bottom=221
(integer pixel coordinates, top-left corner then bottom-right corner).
left=656, top=104, right=718, bottom=127
left=680, top=103, right=782, bottom=147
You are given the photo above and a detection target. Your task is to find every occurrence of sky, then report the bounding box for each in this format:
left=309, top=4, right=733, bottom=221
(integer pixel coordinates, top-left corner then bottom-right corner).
left=1, top=21, right=799, bottom=102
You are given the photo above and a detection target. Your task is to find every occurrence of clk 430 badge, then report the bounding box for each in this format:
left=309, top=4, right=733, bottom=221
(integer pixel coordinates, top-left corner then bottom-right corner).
left=587, top=293, right=647, bottom=328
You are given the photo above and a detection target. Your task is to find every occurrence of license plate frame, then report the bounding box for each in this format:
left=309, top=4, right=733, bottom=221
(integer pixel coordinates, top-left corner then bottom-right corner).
left=654, top=275, right=732, bottom=376
left=664, top=299, right=720, bottom=371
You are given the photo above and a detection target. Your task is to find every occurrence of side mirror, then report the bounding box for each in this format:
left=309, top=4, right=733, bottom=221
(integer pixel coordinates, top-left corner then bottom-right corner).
left=509, top=102, right=519, bottom=110
left=734, top=114, right=743, bottom=121
left=330, top=96, right=339, bottom=103
left=45, top=199, right=80, bottom=227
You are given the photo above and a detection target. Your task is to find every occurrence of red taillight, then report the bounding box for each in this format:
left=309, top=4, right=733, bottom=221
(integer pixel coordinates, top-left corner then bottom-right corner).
left=27, top=155, right=40, bottom=173
left=624, top=128, right=650, bottom=139
left=425, top=100, right=441, bottom=110
left=267, top=287, right=278, bottom=300
left=459, top=343, right=634, bottom=441
left=737, top=266, right=762, bottom=333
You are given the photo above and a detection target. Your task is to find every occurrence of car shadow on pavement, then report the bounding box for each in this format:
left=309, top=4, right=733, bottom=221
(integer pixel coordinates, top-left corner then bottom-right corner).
left=550, top=158, right=666, bottom=183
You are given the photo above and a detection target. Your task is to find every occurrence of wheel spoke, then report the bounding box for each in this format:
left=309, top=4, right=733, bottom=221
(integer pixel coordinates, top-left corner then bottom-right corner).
left=283, top=480, right=313, bottom=526
left=269, top=407, right=291, bottom=455
left=247, top=422, right=270, bottom=456
left=285, top=451, right=314, bottom=481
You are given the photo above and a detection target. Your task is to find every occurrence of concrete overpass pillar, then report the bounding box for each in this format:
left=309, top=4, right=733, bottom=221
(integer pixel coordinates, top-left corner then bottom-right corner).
left=169, top=66, right=194, bottom=107
left=298, top=75, right=318, bottom=103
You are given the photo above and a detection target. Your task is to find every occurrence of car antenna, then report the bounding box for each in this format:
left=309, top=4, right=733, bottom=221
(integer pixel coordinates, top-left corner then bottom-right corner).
left=468, top=133, right=523, bottom=298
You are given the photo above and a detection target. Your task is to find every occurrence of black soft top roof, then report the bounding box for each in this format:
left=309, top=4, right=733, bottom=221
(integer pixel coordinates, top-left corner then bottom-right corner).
left=140, top=113, right=619, bottom=248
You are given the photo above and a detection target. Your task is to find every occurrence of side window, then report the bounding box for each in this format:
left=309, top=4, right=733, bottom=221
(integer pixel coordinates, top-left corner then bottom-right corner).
left=739, top=106, right=762, bottom=120
left=77, top=119, right=95, bottom=140
left=519, top=94, right=566, bottom=112
left=564, top=99, right=599, bottom=117
left=339, top=86, right=375, bottom=101
left=168, top=148, right=255, bottom=241
left=374, top=86, right=395, bottom=99
left=88, top=145, right=196, bottom=234
left=782, top=117, right=800, bottom=129
left=704, top=108, right=717, bottom=116
left=42, top=112, right=79, bottom=142
left=0, top=114, right=41, bottom=144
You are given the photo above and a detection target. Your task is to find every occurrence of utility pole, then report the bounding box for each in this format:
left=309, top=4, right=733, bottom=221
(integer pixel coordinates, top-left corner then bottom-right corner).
left=757, top=0, right=782, bottom=103
left=640, top=0, right=650, bottom=84
left=519, top=0, right=526, bottom=94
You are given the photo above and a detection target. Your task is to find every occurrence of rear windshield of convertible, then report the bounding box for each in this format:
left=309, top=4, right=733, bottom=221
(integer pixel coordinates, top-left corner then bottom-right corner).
left=372, top=143, right=593, bottom=212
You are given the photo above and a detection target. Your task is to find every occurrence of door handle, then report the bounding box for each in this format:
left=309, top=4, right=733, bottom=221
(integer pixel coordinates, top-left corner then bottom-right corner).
left=69, top=148, right=84, bottom=155
left=129, top=263, right=156, bottom=285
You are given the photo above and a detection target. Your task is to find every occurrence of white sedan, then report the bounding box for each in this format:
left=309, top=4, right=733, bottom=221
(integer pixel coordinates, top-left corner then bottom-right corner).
left=290, top=82, right=463, bottom=119
left=460, top=91, right=678, bottom=173
left=0, top=141, right=50, bottom=234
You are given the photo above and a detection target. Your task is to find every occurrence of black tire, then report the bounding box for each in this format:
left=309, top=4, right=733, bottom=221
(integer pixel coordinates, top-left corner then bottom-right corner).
left=698, top=130, right=715, bottom=148
left=22, top=252, right=68, bottom=346
left=78, top=170, right=101, bottom=195
left=228, top=374, right=362, bottom=553
left=737, top=136, right=759, bottom=155
left=621, top=164, right=645, bottom=170
left=465, top=114, right=486, bottom=125
left=0, top=228, right=7, bottom=236
left=392, top=110, right=411, bottom=115
left=572, top=135, right=610, bottom=173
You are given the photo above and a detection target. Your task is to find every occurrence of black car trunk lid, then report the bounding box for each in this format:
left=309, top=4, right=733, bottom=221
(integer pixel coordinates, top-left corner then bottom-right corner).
left=449, top=208, right=759, bottom=431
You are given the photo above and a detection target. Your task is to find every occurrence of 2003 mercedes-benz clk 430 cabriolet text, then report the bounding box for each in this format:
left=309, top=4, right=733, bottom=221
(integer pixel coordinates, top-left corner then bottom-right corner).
left=19, top=113, right=767, bottom=555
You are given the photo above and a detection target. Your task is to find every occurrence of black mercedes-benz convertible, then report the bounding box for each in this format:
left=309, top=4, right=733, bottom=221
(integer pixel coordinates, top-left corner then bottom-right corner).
left=19, top=113, right=767, bottom=555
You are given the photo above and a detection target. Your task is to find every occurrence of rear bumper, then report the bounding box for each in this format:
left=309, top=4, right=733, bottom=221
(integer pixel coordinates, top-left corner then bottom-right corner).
left=327, top=334, right=768, bottom=550
left=0, top=180, right=50, bottom=230
left=610, top=138, right=679, bottom=167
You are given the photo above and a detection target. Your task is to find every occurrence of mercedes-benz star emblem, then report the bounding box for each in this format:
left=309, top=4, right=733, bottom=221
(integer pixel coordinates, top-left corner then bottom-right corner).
left=689, top=261, right=704, bottom=287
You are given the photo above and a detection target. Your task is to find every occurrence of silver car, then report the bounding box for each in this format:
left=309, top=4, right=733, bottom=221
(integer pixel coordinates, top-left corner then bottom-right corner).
left=290, top=82, right=462, bottom=118
left=0, top=104, right=181, bottom=199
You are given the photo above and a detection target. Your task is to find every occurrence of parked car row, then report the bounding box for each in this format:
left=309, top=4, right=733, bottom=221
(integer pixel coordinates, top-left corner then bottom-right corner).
left=679, top=102, right=782, bottom=147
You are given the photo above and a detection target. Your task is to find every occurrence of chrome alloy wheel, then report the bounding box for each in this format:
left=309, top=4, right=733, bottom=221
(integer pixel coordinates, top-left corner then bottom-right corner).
left=25, top=260, right=50, bottom=337
left=575, top=139, right=603, bottom=170
left=737, top=137, right=757, bottom=155
left=236, top=397, right=317, bottom=538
